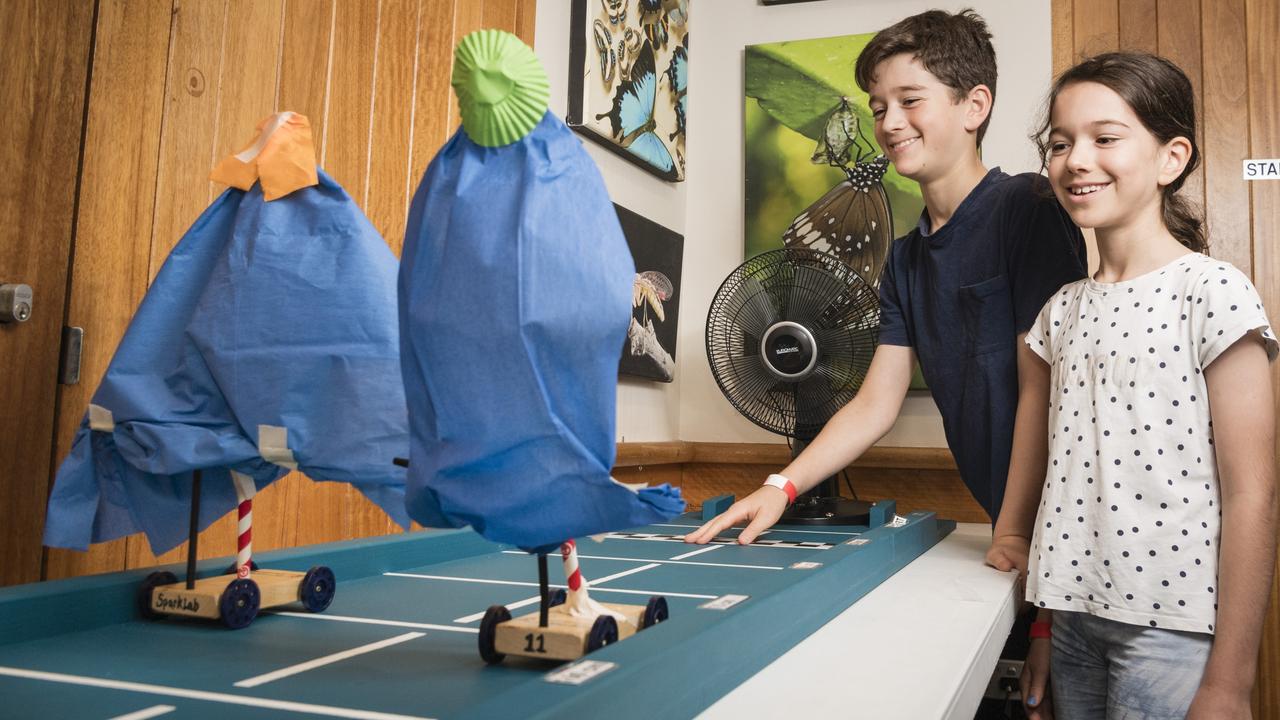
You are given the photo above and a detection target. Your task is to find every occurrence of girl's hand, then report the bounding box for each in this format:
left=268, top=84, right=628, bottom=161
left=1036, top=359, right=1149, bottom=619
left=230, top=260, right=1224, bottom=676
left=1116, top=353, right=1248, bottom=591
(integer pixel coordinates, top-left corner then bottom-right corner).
left=1187, top=683, right=1252, bottom=720
left=682, top=486, right=789, bottom=545
left=986, top=535, right=1030, bottom=574
left=1022, top=637, right=1054, bottom=720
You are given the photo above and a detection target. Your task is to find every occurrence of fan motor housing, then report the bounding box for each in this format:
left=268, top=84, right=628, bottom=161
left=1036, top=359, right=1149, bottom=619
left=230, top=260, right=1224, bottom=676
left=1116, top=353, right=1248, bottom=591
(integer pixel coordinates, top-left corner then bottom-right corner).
left=760, top=321, right=818, bottom=380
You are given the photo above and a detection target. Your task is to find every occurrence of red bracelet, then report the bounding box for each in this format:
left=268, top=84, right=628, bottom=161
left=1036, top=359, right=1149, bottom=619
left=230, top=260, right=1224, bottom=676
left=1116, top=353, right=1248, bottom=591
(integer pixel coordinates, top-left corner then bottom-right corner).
left=1029, top=620, right=1052, bottom=639
left=763, top=474, right=797, bottom=505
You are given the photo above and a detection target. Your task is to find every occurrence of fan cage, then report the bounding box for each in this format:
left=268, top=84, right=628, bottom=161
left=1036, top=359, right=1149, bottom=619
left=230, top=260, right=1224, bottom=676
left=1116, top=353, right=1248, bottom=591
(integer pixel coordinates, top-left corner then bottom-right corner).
left=705, top=248, right=880, bottom=438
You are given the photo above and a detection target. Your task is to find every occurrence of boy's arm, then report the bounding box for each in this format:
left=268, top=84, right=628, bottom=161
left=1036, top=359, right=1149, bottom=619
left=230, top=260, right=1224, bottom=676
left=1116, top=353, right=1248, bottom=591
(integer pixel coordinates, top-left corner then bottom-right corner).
left=683, top=343, right=915, bottom=545
left=987, top=333, right=1050, bottom=575
left=1189, top=335, right=1277, bottom=715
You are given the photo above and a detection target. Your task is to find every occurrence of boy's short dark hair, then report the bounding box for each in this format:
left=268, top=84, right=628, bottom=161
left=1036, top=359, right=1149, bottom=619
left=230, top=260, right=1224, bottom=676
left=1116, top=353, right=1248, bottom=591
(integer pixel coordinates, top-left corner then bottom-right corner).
left=854, top=8, right=997, bottom=146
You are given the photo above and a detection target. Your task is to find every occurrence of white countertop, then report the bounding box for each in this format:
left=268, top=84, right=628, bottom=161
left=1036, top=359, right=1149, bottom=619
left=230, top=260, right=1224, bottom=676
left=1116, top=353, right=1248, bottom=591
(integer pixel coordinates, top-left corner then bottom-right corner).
left=700, top=523, right=1019, bottom=720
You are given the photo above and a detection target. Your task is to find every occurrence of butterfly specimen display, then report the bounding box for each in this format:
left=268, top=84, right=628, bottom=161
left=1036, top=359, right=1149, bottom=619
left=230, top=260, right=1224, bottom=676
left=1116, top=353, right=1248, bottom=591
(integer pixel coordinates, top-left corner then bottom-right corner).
left=568, top=0, right=688, bottom=182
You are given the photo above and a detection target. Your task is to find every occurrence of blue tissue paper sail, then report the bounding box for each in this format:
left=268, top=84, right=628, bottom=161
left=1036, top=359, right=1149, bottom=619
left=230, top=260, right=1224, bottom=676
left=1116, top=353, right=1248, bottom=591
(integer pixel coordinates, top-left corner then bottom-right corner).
left=44, top=171, right=411, bottom=554
left=399, top=111, right=684, bottom=550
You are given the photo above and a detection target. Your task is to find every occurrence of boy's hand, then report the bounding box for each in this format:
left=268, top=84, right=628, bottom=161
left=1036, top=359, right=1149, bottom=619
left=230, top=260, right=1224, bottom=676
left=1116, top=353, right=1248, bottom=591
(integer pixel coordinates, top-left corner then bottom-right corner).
left=1022, top=637, right=1054, bottom=720
left=683, top=486, right=789, bottom=545
left=1187, top=683, right=1253, bottom=720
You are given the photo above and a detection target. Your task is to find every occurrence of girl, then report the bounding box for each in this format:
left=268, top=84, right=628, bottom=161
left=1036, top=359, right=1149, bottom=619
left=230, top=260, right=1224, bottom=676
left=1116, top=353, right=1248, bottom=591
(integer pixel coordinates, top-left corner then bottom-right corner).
left=988, top=52, right=1277, bottom=719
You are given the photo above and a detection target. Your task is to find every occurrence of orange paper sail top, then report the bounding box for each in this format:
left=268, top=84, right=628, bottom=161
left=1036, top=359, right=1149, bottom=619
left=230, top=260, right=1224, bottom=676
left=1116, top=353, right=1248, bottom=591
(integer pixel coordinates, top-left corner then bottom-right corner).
left=210, top=111, right=319, bottom=201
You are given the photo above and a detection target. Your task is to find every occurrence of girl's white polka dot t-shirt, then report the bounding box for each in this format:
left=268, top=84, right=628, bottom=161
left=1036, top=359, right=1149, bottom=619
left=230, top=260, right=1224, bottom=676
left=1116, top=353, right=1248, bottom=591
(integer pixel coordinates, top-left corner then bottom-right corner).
left=1025, top=252, right=1277, bottom=634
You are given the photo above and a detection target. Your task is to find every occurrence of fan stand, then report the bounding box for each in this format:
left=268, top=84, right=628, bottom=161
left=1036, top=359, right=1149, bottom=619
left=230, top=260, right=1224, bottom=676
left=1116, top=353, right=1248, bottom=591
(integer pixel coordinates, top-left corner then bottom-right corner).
left=779, top=437, right=873, bottom=526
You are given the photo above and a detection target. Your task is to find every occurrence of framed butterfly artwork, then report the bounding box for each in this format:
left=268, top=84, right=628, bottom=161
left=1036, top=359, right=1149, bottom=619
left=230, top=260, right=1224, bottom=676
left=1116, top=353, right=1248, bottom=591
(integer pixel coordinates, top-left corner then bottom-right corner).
left=614, top=203, right=684, bottom=382
left=567, top=0, right=688, bottom=182
left=743, top=31, right=929, bottom=389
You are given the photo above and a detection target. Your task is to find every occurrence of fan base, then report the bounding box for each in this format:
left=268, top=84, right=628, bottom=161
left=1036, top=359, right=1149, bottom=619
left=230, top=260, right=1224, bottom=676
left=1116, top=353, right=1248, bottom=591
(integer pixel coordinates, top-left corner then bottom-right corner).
left=779, top=497, right=873, bottom=526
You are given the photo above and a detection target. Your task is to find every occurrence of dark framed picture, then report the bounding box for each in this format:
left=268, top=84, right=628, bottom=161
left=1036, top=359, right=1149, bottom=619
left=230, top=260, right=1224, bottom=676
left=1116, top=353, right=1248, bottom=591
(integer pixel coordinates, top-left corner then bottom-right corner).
left=615, top=204, right=683, bottom=382
left=567, top=0, right=688, bottom=182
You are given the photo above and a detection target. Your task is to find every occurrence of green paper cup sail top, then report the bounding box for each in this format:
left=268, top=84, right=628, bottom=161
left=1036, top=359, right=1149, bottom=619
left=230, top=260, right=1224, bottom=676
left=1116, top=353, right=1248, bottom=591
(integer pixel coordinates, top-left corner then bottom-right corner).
left=452, top=29, right=550, bottom=147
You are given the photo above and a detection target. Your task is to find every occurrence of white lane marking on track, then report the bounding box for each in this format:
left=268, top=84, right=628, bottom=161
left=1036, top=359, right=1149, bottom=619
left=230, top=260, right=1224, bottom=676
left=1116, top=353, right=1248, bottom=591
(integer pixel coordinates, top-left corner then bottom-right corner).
left=653, top=522, right=861, bottom=537
left=668, top=545, right=723, bottom=560
left=272, top=612, right=478, bottom=634
left=501, top=550, right=785, bottom=571
left=0, top=666, right=433, bottom=720
left=108, top=706, right=177, bottom=720
left=453, top=563, right=663, bottom=624
left=234, top=632, right=424, bottom=688
left=386, top=571, right=715, bottom=600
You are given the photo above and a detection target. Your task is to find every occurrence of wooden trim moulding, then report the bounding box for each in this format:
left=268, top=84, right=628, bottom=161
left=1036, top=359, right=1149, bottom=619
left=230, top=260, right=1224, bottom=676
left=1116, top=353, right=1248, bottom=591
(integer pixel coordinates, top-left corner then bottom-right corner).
left=615, top=441, right=957, bottom=471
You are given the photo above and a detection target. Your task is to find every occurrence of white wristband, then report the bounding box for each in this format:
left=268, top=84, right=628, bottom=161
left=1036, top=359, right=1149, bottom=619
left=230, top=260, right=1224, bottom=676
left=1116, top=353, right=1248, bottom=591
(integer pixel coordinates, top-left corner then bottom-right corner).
left=763, top=473, right=797, bottom=504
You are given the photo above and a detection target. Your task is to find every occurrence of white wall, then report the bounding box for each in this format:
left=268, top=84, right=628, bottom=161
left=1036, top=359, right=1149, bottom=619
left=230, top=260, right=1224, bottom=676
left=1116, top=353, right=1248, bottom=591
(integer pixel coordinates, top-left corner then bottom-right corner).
left=536, top=0, right=1053, bottom=447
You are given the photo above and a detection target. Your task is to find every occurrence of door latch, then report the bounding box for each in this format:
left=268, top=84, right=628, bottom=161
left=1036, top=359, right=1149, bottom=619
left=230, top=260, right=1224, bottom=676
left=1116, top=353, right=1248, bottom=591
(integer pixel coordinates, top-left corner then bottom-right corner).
left=0, top=283, right=32, bottom=323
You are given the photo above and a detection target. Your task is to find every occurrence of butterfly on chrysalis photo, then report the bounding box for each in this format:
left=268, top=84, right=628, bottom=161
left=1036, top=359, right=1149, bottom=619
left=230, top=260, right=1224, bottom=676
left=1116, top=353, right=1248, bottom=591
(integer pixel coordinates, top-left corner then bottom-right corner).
left=781, top=97, right=894, bottom=286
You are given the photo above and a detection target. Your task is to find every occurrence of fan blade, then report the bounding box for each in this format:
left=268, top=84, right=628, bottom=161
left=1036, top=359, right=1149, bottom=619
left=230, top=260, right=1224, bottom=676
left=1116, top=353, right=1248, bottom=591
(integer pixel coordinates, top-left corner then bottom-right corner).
left=732, top=275, right=780, bottom=338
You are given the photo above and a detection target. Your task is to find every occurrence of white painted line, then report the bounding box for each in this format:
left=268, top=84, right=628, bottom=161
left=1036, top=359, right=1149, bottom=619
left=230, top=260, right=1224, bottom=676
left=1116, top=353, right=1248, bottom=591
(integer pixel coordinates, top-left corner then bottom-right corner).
left=272, top=612, right=478, bottom=634
left=234, top=632, right=424, bottom=688
left=454, top=564, right=664, bottom=624
left=108, top=706, right=177, bottom=720
left=669, top=545, right=723, bottom=560
left=0, top=666, right=432, bottom=720
left=385, top=572, right=716, bottom=599
left=501, top=550, right=785, bottom=571
left=653, top=522, right=861, bottom=537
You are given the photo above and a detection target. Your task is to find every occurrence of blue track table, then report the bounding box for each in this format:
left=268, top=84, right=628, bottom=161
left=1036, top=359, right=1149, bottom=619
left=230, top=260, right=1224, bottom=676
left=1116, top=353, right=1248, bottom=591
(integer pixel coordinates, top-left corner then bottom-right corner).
left=0, top=506, right=1013, bottom=719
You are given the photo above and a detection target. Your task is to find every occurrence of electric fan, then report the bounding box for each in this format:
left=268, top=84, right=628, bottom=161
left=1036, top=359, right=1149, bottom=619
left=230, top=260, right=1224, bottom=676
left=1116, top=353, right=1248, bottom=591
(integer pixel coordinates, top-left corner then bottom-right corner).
left=705, top=247, right=880, bottom=525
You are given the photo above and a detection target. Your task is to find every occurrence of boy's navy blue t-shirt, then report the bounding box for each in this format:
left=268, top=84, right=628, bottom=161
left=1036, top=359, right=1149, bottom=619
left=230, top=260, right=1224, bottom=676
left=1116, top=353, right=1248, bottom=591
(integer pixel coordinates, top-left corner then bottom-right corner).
left=877, top=168, right=1086, bottom=522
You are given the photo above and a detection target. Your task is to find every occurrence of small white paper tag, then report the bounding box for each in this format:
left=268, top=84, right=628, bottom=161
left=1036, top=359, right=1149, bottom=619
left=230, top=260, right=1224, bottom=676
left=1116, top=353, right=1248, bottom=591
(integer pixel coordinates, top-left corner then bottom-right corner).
left=889, top=515, right=909, bottom=528
left=1244, top=159, right=1280, bottom=180
left=545, top=659, right=617, bottom=685
left=699, top=594, right=749, bottom=610
left=846, top=537, right=870, bottom=546
left=790, top=561, right=823, bottom=569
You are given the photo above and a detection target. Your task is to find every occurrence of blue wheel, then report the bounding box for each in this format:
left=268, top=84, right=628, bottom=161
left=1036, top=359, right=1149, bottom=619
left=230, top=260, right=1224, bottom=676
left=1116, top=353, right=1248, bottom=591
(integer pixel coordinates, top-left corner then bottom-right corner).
left=549, top=588, right=567, bottom=607
left=586, top=614, right=618, bottom=653
left=219, top=578, right=260, bottom=629
left=642, top=595, right=668, bottom=629
left=479, top=605, right=511, bottom=665
left=138, top=571, right=177, bottom=620
left=300, top=566, right=336, bottom=613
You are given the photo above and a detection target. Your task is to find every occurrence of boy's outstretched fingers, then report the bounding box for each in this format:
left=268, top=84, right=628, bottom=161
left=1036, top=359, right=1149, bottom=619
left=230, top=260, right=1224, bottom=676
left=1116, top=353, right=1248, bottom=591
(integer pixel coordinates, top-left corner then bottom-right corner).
left=682, top=487, right=788, bottom=544
left=683, top=503, right=748, bottom=544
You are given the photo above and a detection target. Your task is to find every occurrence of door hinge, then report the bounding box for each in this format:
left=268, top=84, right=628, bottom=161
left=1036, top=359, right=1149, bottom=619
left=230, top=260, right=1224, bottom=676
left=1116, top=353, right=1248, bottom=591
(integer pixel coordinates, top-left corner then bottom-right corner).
left=59, top=326, right=83, bottom=385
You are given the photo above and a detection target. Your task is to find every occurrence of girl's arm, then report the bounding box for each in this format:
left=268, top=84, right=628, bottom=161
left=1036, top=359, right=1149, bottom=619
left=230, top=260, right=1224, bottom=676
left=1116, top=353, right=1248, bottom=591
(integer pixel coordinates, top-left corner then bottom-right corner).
left=1190, top=334, right=1277, bottom=715
left=987, top=334, right=1051, bottom=574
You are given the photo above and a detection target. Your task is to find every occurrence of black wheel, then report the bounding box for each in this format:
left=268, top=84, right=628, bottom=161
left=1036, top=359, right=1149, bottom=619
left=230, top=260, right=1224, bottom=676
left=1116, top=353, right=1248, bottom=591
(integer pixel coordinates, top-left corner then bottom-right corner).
left=549, top=588, right=567, bottom=607
left=138, top=571, right=177, bottom=619
left=219, top=578, right=261, bottom=630
left=642, top=595, right=669, bottom=629
left=223, top=559, right=259, bottom=576
left=479, top=605, right=511, bottom=665
left=585, top=615, right=618, bottom=653
left=299, top=566, right=336, bottom=613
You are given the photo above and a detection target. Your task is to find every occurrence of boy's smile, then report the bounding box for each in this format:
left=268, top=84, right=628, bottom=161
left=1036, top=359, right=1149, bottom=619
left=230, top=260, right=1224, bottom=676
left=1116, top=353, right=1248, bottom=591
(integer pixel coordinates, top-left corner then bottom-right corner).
left=867, top=54, right=984, bottom=185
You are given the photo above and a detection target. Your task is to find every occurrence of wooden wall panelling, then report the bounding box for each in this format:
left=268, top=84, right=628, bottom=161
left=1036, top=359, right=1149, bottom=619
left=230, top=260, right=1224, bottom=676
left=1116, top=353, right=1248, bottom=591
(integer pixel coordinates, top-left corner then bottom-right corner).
left=515, top=0, right=537, bottom=45
left=483, top=0, right=519, bottom=33
left=44, top=0, right=176, bottom=581
left=1246, top=0, right=1279, bottom=714
left=1051, top=0, right=1075, bottom=75
left=448, top=0, right=487, bottom=131
left=365, top=0, right=420, bottom=258
left=1118, top=0, right=1159, bottom=53
left=279, top=0, right=334, bottom=157
left=0, top=0, right=95, bottom=586
left=1155, top=0, right=1205, bottom=228
left=410, top=0, right=460, bottom=182
left=1200, top=0, right=1252, bottom=274
left=1072, top=0, right=1120, bottom=60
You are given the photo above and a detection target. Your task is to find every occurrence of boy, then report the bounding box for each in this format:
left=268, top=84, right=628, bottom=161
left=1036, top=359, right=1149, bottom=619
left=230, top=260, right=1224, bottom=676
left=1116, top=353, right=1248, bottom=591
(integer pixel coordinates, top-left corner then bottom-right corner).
left=686, top=9, right=1086, bottom=544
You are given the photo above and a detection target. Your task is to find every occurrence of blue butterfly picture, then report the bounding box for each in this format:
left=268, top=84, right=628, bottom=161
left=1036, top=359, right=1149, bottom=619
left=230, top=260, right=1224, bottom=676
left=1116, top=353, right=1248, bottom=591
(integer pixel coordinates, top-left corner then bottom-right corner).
left=567, top=0, right=687, bottom=182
